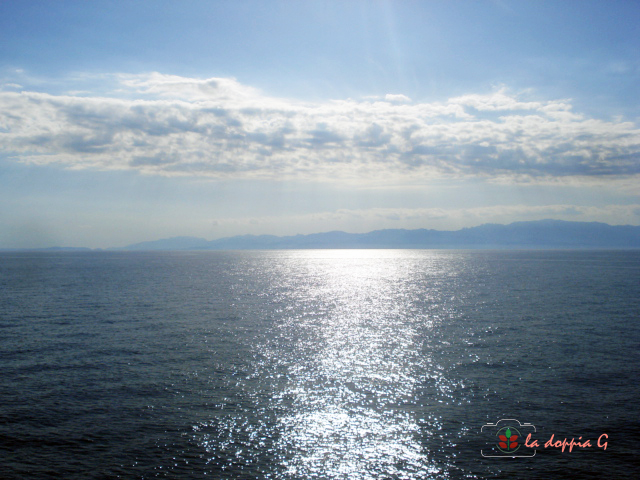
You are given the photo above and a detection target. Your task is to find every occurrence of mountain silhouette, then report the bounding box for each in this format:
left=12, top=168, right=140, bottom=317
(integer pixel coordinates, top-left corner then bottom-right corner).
left=118, top=220, right=640, bottom=250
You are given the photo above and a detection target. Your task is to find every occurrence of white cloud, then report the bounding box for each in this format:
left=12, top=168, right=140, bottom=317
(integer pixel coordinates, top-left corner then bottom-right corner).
left=449, top=89, right=545, bottom=111
left=1, top=73, right=639, bottom=182
left=117, top=72, right=263, bottom=104
left=384, top=93, right=411, bottom=104
left=0, top=83, right=22, bottom=91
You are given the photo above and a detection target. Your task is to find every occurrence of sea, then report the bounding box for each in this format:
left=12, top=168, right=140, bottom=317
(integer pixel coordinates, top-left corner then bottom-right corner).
left=1, top=249, right=638, bottom=479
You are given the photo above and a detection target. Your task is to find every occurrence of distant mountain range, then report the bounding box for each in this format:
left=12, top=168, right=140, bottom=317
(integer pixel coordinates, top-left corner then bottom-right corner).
left=116, top=220, right=640, bottom=250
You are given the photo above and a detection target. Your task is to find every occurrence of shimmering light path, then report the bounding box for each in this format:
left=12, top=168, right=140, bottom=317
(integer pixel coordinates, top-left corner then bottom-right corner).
left=197, top=250, right=467, bottom=478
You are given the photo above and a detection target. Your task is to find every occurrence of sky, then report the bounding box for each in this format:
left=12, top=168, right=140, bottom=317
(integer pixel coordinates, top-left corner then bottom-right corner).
left=1, top=0, right=639, bottom=248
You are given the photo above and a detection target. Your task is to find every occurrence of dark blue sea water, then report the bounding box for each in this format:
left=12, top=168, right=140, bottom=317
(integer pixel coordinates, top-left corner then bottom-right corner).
left=1, top=250, right=639, bottom=479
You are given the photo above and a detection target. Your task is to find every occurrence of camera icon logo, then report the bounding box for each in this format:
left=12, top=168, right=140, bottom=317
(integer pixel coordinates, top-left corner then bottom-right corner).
left=481, top=419, right=536, bottom=457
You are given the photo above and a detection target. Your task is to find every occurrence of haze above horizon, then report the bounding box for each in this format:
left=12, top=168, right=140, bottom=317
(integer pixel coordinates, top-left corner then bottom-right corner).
left=1, top=1, right=639, bottom=248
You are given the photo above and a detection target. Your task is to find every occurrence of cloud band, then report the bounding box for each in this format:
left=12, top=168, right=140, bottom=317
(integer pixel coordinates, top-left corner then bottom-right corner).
left=1, top=73, right=639, bottom=181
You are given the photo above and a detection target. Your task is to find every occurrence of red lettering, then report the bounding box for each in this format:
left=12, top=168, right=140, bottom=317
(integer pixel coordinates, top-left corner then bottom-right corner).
left=597, top=434, right=608, bottom=450
left=525, top=433, right=539, bottom=448
left=539, top=433, right=599, bottom=452
left=544, top=434, right=555, bottom=448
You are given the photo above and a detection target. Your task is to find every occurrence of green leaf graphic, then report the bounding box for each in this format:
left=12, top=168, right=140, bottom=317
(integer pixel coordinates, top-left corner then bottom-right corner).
left=505, top=428, right=511, bottom=439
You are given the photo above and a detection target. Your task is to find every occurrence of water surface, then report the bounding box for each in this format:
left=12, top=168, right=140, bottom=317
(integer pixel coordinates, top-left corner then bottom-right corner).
left=1, top=250, right=638, bottom=478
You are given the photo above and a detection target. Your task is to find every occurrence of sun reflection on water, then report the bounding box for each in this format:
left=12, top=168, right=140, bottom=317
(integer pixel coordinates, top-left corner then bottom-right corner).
left=196, top=250, right=464, bottom=478
left=269, top=250, right=448, bottom=478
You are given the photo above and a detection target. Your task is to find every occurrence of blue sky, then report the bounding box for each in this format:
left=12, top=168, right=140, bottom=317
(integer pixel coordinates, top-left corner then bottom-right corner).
left=1, top=0, right=639, bottom=248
